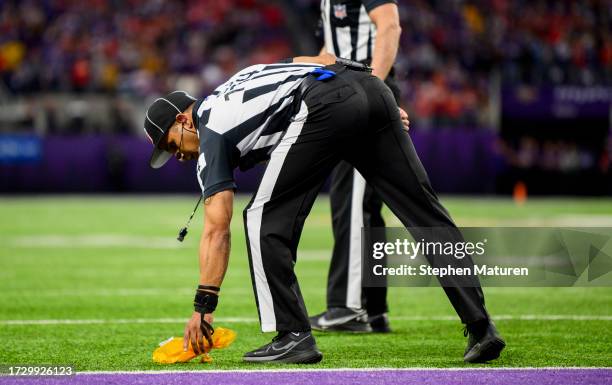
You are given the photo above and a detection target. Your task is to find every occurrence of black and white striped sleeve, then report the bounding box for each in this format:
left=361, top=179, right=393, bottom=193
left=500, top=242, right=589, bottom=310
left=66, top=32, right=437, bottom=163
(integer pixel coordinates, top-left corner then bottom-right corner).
left=196, top=131, right=237, bottom=199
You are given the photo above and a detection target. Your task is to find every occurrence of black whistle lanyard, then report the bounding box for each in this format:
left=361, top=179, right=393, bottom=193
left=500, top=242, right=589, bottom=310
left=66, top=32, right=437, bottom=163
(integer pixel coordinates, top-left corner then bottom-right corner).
left=177, top=195, right=203, bottom=242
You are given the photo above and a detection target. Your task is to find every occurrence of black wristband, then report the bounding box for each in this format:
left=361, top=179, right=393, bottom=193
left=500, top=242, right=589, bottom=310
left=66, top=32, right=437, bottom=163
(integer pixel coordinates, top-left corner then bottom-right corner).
left=198, top=285, right=220, bottom=292
left=194, top=290, right=218, bottom=314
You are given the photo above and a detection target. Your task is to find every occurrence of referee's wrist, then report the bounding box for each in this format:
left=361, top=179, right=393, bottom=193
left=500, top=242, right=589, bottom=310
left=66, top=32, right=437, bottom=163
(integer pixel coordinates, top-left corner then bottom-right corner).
left=194, top=285, right=220, bottom=314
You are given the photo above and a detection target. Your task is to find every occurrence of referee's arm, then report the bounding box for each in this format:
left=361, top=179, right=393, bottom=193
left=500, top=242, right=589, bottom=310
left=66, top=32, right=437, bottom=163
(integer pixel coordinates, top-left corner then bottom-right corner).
left=198, top=190, right=234, bottom=290
left=292, top=53, right=337, bottom=65
left=367, top=3, right=401, bottom=80
left=369, top=2, right=408, bottom=131
left=183, top=189, right=233, bottom=353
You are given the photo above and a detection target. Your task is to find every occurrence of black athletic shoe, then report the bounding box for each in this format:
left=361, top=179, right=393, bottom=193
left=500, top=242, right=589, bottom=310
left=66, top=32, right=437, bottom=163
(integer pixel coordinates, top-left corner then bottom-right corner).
left=368, top=313, right=392, bottom=333
left=309, top=307, right=371, bottom=332
left=243, top=331, right=323, bottom=364
left=463, top=320, right=506, bottom=363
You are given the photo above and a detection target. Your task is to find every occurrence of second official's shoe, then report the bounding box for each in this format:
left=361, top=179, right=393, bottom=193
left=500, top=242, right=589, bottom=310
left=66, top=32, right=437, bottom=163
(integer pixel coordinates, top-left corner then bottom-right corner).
left=309, top=307, right=371, bottom=332
left=368, top=313, right=392, bottom=333
left=463, top=320, right=506, bottom=363
left=243, top=331, right=322, bottom=364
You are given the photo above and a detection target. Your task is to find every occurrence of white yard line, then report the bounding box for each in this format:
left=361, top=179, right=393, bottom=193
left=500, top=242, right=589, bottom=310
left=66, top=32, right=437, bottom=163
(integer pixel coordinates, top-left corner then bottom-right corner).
left=384, top=215, right=612, bottom=227
left=74, top=367, right=612, bottom=375
left=4, top=233, right=331, bottom=259
left=5, top=235, right=181, bottom=249
left=2, top=314, right=611, bottom=326
left=0, top=317, right=254, bottom=325
left=395, top=314, right=612, bottom=321
left=17, top=288, right=194, bottom=297
left=4, top=287, right=259, bottom=297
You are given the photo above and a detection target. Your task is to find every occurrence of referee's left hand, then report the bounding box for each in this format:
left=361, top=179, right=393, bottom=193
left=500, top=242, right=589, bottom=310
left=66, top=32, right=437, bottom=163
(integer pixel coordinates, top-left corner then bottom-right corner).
left=399, top=108, right=410, bottom=132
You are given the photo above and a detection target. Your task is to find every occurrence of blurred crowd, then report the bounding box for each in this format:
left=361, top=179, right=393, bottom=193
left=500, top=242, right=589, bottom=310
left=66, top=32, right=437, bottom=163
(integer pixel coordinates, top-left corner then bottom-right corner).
left=499, top=136, right=605, bottom=173
left=0, top=0, right=290, bottom=96
left=395, top=0, right=611, bottom=129
left=0, top=0, right=610, bottom=131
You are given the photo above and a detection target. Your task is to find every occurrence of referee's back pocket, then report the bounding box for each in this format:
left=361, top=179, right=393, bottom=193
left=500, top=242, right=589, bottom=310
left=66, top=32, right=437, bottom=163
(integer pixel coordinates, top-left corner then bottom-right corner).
left=319, top=85, right=356, bottom=105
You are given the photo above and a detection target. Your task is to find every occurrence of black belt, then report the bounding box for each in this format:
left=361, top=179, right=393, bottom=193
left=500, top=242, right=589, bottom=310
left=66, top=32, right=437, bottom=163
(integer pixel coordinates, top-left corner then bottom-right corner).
left=335, top=57, right=372, bottom=73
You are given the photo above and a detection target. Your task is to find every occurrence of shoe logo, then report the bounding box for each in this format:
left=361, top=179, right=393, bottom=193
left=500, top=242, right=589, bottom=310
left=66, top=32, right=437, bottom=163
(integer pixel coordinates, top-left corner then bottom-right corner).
left=271, top=340, right=298, bottom=351
left=270, top=335, right=310, bottom=351
left=291, top=332, right=300, bottom=337
left=317, top=312, right=363, bottom=327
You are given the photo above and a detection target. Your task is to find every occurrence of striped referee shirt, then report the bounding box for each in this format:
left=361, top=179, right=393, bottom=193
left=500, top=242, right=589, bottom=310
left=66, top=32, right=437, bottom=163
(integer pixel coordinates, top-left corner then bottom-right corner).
left=192, top=62, right=322, bottom=198
left=320, top=0, right=397, bottom=62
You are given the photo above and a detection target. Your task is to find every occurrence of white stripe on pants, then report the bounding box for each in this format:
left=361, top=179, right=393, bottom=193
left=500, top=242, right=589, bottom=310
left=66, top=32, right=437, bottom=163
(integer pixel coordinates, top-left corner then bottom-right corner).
left=245, top=101, right=309, bottom=332
left=346, top=169, right=366, bottom=309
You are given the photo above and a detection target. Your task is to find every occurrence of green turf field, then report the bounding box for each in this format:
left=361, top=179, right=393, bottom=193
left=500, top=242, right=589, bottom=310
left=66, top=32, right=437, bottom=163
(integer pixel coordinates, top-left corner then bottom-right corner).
left=1, top=196, right=611, bottom=370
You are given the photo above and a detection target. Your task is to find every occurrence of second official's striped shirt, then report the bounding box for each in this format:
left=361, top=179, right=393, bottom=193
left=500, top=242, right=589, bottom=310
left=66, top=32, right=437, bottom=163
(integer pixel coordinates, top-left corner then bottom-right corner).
left=320, top=0, right=397, bottom=62
left=193, top=62, right=321, bottom=198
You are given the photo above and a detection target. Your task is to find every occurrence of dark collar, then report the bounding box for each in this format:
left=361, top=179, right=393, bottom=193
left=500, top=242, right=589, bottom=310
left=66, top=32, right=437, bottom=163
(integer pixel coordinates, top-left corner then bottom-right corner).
left=192, top=99, right=202, bottom=134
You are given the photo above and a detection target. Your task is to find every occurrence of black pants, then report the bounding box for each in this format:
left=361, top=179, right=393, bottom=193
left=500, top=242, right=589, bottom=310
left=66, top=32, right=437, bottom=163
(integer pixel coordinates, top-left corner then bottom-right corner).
left=326, top=75, right=400, bottom=315
left=244, top=65, right=488, bottom=332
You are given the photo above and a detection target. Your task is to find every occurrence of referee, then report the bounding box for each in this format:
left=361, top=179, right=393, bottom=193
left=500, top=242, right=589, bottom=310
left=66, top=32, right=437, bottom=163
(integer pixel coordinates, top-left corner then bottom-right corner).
left=310, top=0, right=403, bottom=333
left=143, top=54, right=505, bottom=364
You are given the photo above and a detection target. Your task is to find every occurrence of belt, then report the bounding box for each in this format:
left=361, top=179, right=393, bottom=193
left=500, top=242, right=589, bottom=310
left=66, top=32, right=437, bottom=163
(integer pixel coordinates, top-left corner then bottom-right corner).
left=335, top=57, right=372, bottom=73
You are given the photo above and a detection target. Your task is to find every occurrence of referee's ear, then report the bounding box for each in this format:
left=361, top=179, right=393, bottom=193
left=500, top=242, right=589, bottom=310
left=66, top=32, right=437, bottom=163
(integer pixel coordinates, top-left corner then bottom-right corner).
left=175, top=112, right=196, bottom=129
left=176, top=113, right=189, bottom=124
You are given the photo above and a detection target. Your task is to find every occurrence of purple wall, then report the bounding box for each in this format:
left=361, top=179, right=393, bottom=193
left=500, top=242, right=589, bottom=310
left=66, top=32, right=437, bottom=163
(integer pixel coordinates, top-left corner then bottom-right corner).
left=0, top=130, right=499, bottom=194
left=412, top=129, right=498, bottom=193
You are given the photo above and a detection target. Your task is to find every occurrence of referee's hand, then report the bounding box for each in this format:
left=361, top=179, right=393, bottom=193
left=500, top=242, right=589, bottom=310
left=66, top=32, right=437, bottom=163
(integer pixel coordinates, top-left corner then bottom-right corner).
left=294, top=52, right=337, bottom=66
left=319, top=53, right=337, bottom=65
left=399, top=107, right=410, bottom=132
left=183, top=311, right=214, bottom=354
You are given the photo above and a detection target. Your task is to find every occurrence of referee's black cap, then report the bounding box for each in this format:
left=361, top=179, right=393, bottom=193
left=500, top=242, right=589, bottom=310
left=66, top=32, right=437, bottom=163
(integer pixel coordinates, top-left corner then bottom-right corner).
left=144, top=91, right=196, bottom=169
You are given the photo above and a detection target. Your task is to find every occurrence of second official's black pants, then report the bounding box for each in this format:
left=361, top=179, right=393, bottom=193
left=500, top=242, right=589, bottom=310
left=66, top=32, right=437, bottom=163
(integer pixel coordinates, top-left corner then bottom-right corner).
left=244, top=65, right=489, bottom=332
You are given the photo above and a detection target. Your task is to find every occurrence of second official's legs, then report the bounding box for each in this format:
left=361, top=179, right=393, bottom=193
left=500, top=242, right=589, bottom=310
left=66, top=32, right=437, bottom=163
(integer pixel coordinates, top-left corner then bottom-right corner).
left=314, top=163, right=388, bottom=332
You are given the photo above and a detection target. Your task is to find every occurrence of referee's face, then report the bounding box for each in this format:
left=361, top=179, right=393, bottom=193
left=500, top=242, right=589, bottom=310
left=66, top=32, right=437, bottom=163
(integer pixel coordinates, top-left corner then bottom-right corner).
left=158, top=114, right=199, bottom=162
